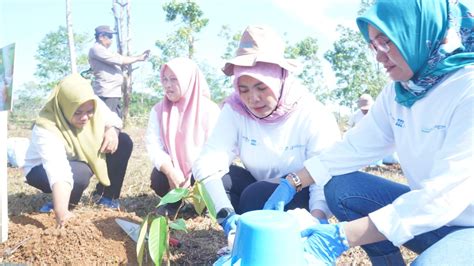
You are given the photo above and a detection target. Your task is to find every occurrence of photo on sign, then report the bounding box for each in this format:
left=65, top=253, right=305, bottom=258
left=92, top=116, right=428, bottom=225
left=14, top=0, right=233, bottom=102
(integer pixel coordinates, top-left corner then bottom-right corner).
left=0, top=43, right=15, bottom=111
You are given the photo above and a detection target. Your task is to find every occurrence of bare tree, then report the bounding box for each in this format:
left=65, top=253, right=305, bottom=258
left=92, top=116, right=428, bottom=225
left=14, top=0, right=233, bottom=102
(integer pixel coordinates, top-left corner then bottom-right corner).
left=65, top=0, right=77, bottom=73
left=112, top=0, right=133, bottom=123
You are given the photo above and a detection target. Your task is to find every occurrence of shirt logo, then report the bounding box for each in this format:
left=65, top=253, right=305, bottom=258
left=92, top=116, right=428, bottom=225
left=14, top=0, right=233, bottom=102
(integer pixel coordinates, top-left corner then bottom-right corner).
left=284, top=145, right=305, bottom=151
left=421, top=125, right=446, bottom=133
left=395, top=118, right=405, bottom=128
left=242, top=136, right=257, bottom=146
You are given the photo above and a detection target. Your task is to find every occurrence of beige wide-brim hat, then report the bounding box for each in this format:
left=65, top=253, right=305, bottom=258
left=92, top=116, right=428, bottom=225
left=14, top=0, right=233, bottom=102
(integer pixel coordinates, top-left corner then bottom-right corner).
left=222, top=25, right=300, bottom=76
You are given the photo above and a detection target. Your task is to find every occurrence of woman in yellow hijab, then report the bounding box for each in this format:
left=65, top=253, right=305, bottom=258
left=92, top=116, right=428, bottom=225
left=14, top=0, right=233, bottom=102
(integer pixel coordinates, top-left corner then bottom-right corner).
left=23, top=74, right=133, bottom=227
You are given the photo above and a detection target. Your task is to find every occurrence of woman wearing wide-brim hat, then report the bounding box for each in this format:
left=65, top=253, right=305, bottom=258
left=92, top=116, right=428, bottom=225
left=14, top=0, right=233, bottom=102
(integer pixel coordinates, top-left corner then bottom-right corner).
left=192, top=25, right=341, bottom=236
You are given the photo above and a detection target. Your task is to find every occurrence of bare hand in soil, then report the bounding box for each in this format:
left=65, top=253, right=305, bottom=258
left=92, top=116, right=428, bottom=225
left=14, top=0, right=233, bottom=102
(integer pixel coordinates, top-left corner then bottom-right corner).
left=56, top=210, right=75, bottom=228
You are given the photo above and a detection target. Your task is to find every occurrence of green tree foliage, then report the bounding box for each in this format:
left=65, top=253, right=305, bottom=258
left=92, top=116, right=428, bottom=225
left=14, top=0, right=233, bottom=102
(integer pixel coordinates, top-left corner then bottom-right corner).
left=8, top=81, right=46, bottom=126
left=209, top=25, right=242, bottom=102
left=219, top=25, right=240, bottom=61
left=153, top=0, right=209, bottom=67
left=128, top=92, right=160, bottom=123
left=149, top=0, right=222, bottom=103
left=285, top=37, right=328, bottom=102
left=198, top=62, right=231, bottom=105
left=34, top=26, right=90, bottom=91
left=358, top=0, right=376, bottom=15
left=324, top=25, right=388, bottom=109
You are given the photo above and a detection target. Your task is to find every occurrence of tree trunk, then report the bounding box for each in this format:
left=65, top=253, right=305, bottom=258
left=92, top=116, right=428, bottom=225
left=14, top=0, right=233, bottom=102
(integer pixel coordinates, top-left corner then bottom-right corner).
left=112, top=0, right=123, bottom=55
left=123, top=0, right=132, bottom=124
left=112, top=0, right=133, bottom=124
left=65, top=0, right=77, bottom=74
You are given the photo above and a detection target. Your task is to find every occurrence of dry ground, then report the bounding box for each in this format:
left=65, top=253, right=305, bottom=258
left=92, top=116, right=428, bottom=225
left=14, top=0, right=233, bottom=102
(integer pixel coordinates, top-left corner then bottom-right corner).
left=1, top=123, right=416, bottom=265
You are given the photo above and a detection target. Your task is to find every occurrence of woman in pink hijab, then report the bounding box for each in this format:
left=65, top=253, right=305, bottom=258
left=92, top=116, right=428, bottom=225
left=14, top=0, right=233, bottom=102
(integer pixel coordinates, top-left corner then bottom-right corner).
left=145, top=57, right=220, bottom=212
left=192, top=25, right=341, bottom=237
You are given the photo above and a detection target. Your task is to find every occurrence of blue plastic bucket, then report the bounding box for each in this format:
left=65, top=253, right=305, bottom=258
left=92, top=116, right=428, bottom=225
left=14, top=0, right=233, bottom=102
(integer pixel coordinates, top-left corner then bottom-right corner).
left=229, top=210, right=306, bottom=266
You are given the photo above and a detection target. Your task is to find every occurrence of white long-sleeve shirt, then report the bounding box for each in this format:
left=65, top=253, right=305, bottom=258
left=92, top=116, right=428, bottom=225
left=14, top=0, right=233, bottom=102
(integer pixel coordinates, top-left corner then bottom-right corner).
left=304, top=66, right=474, bottom=246
left=145, top=105, right=220, bottom=172
left=348, top=109, right=366, bottom=128
left=193, top=99, right=341, bottom=215
left=23, top=97, right=123, bottom=189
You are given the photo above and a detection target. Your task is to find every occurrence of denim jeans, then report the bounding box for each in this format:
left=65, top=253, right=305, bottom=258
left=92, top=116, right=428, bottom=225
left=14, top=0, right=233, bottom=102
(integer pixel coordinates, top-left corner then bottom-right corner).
left=324, top=171, right=473, bottom=266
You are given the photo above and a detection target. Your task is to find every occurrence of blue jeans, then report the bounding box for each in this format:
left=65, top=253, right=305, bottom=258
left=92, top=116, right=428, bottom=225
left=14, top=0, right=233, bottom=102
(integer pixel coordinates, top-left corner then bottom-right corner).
left=324, top=172, right=473, bottom=266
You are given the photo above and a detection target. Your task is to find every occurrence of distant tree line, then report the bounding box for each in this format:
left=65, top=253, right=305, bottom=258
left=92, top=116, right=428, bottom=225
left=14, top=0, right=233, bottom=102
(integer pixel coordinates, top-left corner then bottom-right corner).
left=14, top=0, right=386, bottom=125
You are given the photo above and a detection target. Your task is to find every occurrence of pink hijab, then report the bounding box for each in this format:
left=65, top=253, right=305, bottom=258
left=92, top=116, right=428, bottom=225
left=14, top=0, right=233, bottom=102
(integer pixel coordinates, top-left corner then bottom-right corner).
left=225, top=62, right=311, bottom=123
left=154, top=57, right=215, bottom=178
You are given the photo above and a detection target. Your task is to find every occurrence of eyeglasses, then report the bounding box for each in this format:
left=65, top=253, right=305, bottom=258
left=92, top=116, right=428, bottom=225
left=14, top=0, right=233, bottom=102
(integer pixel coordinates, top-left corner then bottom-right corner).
left=369, top=36, right=392, bottom=53
left=101, top=33, right=113, bottom=39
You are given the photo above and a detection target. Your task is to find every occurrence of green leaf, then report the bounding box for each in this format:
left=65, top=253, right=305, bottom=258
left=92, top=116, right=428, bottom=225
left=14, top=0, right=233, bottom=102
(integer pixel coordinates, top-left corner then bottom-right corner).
left=148, top=216, right=168, bottom=265
left=157, top=188, right=190, bottom=207
left=35, top=25, right=90, bottom=87
left=197, top=181, right=216, bottom=221
left=192, top=184, right=206, bottom=215
left=169, top=218, right=187, bottom=233
left=137, top=215, right=149, bottom=266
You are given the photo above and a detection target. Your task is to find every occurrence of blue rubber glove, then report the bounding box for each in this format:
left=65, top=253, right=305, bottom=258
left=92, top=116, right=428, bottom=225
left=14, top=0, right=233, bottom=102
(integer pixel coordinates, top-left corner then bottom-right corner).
left=220, top=213, right=240, bottom=236
left=318, top=219, right=329, bottom=224
left=300, top=222, right=350, bottom=264
left=263, top=178, right=297, bottom=210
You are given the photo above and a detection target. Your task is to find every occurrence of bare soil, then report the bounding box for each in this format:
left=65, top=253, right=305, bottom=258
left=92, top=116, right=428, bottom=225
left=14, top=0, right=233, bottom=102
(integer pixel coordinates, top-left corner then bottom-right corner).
left=0, top=207, right=226, bottom=265
left=2, top=125, right=416, bottom=265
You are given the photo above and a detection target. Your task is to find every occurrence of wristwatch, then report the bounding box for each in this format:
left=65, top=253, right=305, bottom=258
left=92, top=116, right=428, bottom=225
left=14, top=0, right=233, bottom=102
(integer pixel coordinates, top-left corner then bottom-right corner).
left=216, top=207, right=235, bottom=225
left=286, top=172, right=302, bottom=192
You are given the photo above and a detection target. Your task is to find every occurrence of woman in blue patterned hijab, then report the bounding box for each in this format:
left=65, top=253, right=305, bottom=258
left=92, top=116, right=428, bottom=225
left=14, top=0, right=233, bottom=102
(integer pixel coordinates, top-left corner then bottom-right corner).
left=357, top=0, right=473, bottom=107
left=264, top=1, right=474, bottom=265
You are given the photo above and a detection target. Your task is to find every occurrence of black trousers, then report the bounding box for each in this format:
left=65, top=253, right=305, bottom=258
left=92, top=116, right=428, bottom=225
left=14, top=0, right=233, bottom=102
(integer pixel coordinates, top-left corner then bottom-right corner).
left=150, top=168, right=195, bottom=209
left=222, top=165, right=310, bottom=214
left=26, top=132, right=133, bottom=204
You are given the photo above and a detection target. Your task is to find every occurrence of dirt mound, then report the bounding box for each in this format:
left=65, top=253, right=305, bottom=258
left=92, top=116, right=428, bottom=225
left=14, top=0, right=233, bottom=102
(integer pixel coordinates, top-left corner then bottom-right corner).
left=0, top=207, right=226, bottom=265
left=1, top=210, right=141, bottom=264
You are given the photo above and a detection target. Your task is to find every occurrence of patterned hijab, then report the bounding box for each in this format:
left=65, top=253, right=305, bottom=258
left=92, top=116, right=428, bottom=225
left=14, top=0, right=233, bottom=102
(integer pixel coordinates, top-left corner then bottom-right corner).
left=224, top=62, right=312, bottom=123
left=154, top=57, right=217, bottom=179
left=36, top=74, right=110, bottom=186
left=357, top=0, right=474, bottom=107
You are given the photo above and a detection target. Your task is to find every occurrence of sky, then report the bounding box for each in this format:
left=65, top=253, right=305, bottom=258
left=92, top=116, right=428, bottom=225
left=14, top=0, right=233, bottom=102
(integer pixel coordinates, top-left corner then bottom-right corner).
left=0, top=0, right=362, bottom=93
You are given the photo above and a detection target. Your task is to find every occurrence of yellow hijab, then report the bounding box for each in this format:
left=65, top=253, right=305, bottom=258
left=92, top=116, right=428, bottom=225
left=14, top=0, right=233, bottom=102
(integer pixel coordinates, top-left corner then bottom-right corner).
left=36, top=74, right=110, bottom=186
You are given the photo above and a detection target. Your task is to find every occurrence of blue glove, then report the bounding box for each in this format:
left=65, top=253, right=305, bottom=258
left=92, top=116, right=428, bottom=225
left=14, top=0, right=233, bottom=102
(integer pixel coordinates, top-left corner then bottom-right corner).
left=220, top=213, right=240, bottom=236
left=263, top=178, right=297, bottom=211
left=318, top=219, right=329, bottom=224
left=300, top=222, right=350, bottom=264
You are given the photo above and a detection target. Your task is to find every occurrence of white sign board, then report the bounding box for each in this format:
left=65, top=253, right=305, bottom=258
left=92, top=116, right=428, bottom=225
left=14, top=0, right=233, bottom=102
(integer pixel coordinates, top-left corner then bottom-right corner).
left=1, top=111, right=7, bottom=242
left=1, top=43, right=16, bottom=242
